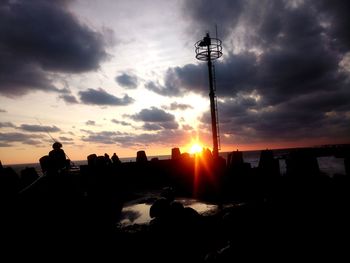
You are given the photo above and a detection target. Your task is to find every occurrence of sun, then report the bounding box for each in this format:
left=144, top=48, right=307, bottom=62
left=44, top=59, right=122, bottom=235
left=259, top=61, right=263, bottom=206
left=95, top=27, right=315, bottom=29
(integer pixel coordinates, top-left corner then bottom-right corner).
left=189, top=143, right=203, bottom=155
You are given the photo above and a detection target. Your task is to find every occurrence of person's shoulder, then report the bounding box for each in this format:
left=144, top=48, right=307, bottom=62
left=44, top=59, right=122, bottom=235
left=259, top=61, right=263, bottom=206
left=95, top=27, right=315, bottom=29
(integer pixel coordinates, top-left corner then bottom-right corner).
left=58, top=149, right=65, bottom=154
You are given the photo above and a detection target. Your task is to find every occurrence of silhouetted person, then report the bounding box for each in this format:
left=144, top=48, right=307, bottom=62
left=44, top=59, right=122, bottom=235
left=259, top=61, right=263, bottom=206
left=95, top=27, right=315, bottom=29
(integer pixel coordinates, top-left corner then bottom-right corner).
left=96, top=155, right=108, bottom=168
left=39, top=155, right=51, bottom=173
left=111, top=153, right=121, bottom=164
left=104, top=153, right=112, bottom=165
left=49, top=142, right=67, bottom=171
left=87, top=153, right=97, bottom=166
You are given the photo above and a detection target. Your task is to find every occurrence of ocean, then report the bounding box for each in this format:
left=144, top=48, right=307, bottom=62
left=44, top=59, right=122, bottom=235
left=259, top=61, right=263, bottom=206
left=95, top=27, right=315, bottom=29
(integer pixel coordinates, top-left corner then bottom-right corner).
left=4, top=149, right=346, bottom=177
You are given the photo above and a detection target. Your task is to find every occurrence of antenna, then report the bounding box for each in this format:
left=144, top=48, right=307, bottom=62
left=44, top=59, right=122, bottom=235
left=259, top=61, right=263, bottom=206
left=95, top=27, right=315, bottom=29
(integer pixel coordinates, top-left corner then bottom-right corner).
left=195, top=30, right=222, bottom=158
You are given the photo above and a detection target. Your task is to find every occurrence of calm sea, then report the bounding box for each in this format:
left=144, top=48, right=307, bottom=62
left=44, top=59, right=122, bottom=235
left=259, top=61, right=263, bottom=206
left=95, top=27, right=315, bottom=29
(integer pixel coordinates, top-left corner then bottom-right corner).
left=5, top=149, right=346, bottom=177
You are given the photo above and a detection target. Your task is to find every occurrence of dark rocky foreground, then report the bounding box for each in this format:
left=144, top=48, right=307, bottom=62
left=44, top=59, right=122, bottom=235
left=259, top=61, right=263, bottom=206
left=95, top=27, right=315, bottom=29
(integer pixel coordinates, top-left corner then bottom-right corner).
left=1, top=147, right=349, bottom=262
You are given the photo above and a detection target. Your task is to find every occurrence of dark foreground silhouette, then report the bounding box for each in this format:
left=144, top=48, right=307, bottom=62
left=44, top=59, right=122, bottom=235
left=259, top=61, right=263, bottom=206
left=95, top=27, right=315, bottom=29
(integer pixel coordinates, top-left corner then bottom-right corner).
left=1, top=145, right=349, bottom=261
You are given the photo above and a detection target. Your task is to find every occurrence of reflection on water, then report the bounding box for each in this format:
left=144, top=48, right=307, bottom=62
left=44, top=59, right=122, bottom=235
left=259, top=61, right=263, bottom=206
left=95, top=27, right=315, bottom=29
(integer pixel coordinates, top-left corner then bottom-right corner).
left=317, top=156, right=345, bottom=176
left=179, top=199, right=218, bottom=214
left=120, top=203, right=152, bottom=225
left=119, top=198, right=218, bottom=226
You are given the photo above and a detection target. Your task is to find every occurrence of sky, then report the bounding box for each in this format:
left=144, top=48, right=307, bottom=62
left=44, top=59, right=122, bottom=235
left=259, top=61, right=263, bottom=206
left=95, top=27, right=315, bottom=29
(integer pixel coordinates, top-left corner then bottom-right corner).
left=0, top=0, right=350, bottom=164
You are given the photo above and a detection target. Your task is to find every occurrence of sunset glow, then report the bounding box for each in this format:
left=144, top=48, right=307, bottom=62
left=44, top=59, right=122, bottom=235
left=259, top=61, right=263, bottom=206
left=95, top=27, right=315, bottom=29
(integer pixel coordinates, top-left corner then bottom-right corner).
left=189, top=143, right=203, bottom=155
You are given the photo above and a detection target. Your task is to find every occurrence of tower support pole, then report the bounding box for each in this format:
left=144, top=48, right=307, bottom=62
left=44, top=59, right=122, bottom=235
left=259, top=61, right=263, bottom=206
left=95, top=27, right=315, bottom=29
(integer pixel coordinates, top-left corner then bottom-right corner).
left=207, top=47, right=219, bottom=158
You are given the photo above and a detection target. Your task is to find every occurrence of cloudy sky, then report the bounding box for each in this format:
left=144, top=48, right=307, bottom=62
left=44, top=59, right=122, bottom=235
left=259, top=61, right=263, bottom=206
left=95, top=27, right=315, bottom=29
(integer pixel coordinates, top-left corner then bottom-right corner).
left=1, top=0, right=349, bottom=164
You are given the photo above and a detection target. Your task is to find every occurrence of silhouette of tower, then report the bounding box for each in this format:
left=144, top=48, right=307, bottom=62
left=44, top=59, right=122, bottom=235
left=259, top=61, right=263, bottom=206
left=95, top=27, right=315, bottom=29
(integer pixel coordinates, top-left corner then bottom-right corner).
left=195, top=32, right=222, bottom=158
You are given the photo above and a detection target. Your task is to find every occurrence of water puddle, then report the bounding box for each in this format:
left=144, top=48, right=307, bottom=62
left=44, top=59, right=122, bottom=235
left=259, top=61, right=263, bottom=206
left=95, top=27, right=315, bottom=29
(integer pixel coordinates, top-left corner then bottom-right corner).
left=119, top=198, right=218, bottom=226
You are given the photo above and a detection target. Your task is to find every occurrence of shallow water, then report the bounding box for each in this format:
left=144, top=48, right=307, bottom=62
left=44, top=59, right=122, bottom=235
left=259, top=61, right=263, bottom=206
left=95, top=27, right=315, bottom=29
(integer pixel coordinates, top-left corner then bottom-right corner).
left=119, top=198, right=218, bottom=226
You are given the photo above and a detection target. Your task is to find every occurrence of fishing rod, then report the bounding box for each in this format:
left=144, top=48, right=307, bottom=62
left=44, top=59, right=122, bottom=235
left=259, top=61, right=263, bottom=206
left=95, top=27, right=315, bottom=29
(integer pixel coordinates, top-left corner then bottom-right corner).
left=35, top=117, right=56, bottom=143
left=35, top=117, right=75, bottom=167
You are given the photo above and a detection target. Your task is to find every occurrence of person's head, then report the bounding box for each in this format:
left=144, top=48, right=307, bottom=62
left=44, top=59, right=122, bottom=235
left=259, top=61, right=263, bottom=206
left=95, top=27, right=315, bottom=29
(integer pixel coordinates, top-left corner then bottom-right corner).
left=52, top=142, right=62, bottom=150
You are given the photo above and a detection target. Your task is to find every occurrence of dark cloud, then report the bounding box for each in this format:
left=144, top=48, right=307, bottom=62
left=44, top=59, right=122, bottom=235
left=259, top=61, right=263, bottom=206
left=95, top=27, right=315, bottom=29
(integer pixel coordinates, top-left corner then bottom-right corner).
left=131, top=107, right=175, bottom=122
left=146, top=53, right=258, bottom=98
left=145, top=81, right=176, bottom=97
left=111, top=119, right=132, bottom=126
left=81, top=131, right=128, bottom=145
left=314, top=0, right=350, bottom=51
left=0, top=59, right=61, bottom=97
left=182, top=0, right=245, bottom=39
left=0, top=132, right=43, bottom=146
left=79, top=88, right=134, bottom=106
left=81, top=129, right=189, bottom=148
left=163, top=102, right=193, bottom=111
left=200, top=89, right=350, bottom=145
left=160, top=121, right=179, bottom=130
left=85, top=120, right=96, bottom=126
left=182, top=124, right=193, bottom=131
left=0, top=0, right=109, bottom=97
left=142, top=121, right=179, bottom=131
left=24, top=139, right=44, bottom=146
left=116, top=73, right=138, bottom=89
left=145, top=64, right=206, bottom=97
left=59, top=94, right=79, bottom=104
left=143, top=123, right=163, bottom=131
left=19, top=124, right=61, bottom=133
left=171, top=0, right=350, bottom=145
left=0, top=122, right=16, bottom=128
left=58, top=136, right=73, bottom=142
left=130, top=107, right=179, bottom=130
left=0, top=109, right=7, bottom=113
